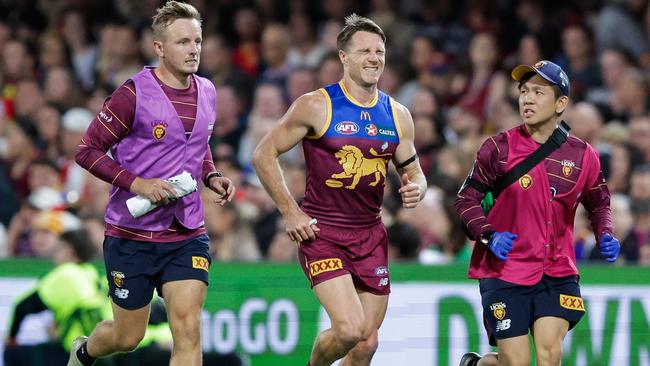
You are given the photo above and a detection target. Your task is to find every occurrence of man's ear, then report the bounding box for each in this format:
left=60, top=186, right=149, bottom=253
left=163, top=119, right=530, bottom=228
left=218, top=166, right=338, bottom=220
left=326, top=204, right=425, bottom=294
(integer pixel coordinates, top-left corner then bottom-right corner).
left=556, top=95, right=569, bottom=114
left=153, top=40, right=164, bottom=58
left=339, top=49, right=347, bottom=67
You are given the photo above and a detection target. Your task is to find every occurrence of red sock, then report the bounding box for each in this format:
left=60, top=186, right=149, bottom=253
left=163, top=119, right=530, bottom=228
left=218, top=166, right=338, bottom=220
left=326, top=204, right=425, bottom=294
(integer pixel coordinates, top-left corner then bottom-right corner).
left=306, top=362, right=311, bottom=366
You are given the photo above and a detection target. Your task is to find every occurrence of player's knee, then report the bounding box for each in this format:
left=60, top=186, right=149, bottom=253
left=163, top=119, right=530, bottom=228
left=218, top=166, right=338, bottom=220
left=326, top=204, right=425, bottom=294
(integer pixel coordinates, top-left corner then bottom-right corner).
left=355, top=332, right=379, bottom=357
left=113, top=333, right=144, bottom=352
left=536, top=345, right=563, bottom=366
left=335, top=321, right=365, bottom=347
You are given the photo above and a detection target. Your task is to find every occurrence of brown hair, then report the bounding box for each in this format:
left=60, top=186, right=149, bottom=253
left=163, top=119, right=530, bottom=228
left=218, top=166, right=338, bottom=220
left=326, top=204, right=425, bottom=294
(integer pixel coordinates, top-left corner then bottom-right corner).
left=336, top=13, right=385, bottom=51
left=151, top=1, right=202, bottom=40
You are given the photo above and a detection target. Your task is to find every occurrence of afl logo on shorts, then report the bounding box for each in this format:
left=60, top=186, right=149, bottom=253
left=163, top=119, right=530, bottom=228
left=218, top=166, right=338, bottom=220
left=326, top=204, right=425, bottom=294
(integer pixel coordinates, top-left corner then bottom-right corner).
left=152, top=124, right=166, bottom=139
left=111, top=271, right=125, bottom=287
left=519, top=174, right=532, bottom=190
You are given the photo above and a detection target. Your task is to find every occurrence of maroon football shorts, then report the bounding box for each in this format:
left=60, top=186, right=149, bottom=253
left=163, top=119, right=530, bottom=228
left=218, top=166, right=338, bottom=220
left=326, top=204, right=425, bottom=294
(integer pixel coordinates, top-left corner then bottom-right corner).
left=297, top=221, right=390, bottom=295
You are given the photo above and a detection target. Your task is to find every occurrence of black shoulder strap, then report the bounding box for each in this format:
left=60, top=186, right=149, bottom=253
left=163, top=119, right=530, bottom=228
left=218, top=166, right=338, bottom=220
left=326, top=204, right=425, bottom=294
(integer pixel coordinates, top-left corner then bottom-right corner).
left=492, top=121, right=571, bottom=199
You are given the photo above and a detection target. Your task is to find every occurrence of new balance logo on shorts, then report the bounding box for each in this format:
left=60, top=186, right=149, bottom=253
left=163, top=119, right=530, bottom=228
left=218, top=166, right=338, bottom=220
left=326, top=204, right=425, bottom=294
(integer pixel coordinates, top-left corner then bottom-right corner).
left=114, top=288, right=129, bottom=299
left=495, top=319, right=511, bottom=332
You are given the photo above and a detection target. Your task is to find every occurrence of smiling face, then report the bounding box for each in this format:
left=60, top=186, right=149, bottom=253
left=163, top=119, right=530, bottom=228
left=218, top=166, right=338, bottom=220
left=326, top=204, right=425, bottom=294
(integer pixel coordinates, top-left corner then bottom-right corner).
left=340, top=31, right=385, bottom=87
left=154, top=18, right=202, bottom=78
left=518, top=74, right=568, bottom=127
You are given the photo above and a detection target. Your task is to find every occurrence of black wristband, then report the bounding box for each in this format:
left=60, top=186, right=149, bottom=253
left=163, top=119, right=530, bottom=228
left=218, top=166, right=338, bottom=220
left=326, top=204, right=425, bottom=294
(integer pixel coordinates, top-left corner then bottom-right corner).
left=204, top=171, right=223, bottom=186
left=396, top=154, right=417, bottom=169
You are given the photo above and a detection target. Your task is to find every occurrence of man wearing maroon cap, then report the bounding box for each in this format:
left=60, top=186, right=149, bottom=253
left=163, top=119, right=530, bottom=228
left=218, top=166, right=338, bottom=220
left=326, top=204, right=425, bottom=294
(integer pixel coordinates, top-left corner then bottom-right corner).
left=455, top=60, right=620, bottom=366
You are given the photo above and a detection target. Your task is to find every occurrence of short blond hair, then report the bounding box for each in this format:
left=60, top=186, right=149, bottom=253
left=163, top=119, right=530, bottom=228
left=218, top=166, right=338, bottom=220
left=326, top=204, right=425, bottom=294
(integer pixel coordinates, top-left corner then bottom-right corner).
left=151, top=1, right=202, bottom=40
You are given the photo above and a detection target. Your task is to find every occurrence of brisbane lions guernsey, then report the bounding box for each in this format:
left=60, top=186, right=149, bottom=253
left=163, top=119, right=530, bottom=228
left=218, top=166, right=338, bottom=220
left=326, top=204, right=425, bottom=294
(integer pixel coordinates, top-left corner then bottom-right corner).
left=301, top=81, right=401, bottom=228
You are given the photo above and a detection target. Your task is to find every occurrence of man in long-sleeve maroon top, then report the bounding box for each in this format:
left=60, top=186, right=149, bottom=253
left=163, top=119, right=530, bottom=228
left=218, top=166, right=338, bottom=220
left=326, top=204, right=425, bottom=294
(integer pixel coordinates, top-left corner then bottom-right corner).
left=455, top=61, right=620, bottom=366
left=68, top=2, right=235, bottom=366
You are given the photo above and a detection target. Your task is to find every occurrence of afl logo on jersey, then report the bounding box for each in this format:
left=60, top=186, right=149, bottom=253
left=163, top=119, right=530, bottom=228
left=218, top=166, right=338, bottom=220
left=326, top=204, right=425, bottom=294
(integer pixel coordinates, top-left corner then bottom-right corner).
left=335, top=121, right=359, bottom=135
left=365, top=124, right=378, bottom=136
left=519, top=174, right=533, bottom=189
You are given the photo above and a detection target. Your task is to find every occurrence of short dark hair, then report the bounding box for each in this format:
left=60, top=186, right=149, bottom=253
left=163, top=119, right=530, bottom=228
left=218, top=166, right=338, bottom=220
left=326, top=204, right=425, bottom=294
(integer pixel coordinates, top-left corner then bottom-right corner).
left=336, top=13, right=386, bottom=51
left=60, top=229, right=97, bottom=262
left=518, top=72, right=563, bottom=100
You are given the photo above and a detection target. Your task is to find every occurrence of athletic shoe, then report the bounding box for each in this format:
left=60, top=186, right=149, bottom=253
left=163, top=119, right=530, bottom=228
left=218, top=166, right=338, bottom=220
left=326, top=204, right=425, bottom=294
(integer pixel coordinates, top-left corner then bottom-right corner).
left=459, top=352, right=481, bottom=366
left=67, top=336, right=88, bottom=366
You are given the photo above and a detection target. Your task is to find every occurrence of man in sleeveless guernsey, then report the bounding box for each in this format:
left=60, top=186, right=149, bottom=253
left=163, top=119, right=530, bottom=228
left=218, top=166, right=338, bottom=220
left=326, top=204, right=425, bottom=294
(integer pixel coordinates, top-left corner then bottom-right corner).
left=455, top=61, right=620, bottom=366
left=253, top=14, right=427, bottom=366
left=69, top=2, right=235, bottom=366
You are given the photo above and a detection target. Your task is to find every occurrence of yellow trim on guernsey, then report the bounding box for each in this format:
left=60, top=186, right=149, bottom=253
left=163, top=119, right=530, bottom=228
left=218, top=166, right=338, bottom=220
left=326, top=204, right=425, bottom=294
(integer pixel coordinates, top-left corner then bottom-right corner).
left=306, top=88, right=332, bottom=139
left=338, top=80, right=379, bottom=108
left=390, top=97, right=402, bottom=139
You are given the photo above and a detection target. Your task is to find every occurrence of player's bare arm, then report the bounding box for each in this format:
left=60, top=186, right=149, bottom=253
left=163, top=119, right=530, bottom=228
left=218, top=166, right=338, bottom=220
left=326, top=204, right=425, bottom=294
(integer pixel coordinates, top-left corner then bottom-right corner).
left=392, top=100, right=427, bottom=208
left=252, top=91, right=327, bottom=242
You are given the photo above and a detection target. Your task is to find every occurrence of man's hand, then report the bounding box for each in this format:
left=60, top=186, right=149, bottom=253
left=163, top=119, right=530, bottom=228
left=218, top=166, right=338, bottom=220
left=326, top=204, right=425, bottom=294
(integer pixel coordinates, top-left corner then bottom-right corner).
left=487, top=231, right=518, bottom=261
left=130, top=177, right=177, bottom=205
left=284, top=211, right=320, bottom=243
left=207, top=176, right=235, bottom=205
left=599, top=233, right=620, bottom=263
left=399, top=173, right=422, bottom=208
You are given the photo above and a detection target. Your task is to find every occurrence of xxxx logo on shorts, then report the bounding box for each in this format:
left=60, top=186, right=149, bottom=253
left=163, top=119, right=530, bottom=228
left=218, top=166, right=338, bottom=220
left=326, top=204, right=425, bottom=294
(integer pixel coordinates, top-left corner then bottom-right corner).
left=111, top=271, right=125, bottom=287
left=490, top=302, right=506, bottom=320
left=560, top=294, right=585, bottom=311
left=192, top=256, right=209, bottom=272
left=309, top=258, right=343, bottom=276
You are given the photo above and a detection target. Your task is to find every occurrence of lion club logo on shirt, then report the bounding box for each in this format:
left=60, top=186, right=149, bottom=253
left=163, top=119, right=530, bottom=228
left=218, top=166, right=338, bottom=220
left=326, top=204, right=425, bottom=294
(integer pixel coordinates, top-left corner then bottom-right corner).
left=365, top=124, right=378, bottom=136
left=192, top=256, right=209, bottom=272
left=490, top=302, right=506, bottom=320
left=309, top=258, right=343, bottom=276
left=151, top=120, right=168, bottom=140
left=519, top=174, right=533, bottom=189
left=561, top=160, right=575, bottom=177
left=325, top=146, right=391, bottom=189
left=111, top=271, right=125, bottom=287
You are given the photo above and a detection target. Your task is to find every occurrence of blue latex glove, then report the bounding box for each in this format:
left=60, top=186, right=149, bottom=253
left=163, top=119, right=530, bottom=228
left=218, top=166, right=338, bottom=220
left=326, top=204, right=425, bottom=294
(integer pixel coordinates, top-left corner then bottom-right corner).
left=487, top=231, right=518, bottom=261
left=599, top=233, right=620, bottom=263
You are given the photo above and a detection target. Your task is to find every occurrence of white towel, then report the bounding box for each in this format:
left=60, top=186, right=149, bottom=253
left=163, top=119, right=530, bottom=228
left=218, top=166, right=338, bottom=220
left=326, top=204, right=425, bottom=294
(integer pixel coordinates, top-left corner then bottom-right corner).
left=126, top=171, right=198, bottom=218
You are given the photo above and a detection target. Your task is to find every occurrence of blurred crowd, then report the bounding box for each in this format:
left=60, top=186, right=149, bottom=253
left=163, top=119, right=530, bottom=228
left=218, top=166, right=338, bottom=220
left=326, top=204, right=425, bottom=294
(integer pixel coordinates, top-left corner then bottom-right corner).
left=1, top=0, right=650, bottom=266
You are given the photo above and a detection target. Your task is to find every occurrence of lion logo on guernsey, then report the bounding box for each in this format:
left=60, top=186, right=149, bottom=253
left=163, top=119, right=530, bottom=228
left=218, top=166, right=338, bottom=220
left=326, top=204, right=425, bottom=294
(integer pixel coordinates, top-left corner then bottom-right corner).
left=561, top=160, right=575, bottom=177
left=152, top=124, right=166, bottom=139
left=192, top=256, right=209, bottom=272
left=326, top=145, right=392, bottom=189
left=309, top=258, right=343, bottom=276
left=519, top=174, right=533, bottom=189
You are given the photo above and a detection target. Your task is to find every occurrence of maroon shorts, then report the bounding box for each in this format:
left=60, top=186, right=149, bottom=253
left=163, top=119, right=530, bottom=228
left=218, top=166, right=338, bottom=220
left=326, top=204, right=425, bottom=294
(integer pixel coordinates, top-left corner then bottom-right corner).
left=297, top=221, right=390, bottom=295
